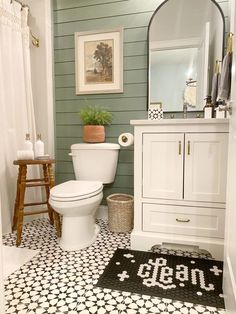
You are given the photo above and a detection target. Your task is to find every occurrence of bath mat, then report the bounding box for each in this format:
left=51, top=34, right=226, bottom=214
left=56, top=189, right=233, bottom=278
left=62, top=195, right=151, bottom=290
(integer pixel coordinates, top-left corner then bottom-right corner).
left=3, top=245, right=39, bottom=279
left=96, top=248, right=224, bottom=308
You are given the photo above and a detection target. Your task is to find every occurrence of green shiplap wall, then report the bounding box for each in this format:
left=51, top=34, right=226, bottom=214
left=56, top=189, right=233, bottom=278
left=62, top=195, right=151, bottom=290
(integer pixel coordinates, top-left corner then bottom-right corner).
left=53, top=0, right=229, bottom=200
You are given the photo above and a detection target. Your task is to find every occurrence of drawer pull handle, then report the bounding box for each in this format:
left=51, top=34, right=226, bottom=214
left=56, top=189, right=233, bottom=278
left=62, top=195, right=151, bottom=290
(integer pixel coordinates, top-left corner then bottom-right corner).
left=176, top=218, right=190, bottom=223
left=178, top=141, right=182, bottom=155
left=187, top=141, right=191, bottom=155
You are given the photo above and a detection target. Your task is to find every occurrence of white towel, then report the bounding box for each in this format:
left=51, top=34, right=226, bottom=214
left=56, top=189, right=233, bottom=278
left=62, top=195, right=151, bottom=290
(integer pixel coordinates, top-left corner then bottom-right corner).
left=211, top=72, right=221, bottom=106
left=17, top=150, right=34, bottom=160
left=218, top=52, right=232, bottom=100
left=183, top=85, right=196, bottom=108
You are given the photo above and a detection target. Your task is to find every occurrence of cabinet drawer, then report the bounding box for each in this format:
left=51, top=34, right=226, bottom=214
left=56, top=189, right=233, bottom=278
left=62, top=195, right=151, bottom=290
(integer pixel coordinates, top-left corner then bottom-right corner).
left=143, top=203, right=224, bottom=238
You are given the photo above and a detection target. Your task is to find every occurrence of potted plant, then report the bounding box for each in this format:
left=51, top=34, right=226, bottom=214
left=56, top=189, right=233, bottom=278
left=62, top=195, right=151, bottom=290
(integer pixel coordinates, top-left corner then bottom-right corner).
left=79, top=106, right=113, bottom=143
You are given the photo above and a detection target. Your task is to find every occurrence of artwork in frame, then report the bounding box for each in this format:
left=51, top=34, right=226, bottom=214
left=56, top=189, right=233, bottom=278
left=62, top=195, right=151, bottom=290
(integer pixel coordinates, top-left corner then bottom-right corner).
left=75, top=28, right=123, bottom=95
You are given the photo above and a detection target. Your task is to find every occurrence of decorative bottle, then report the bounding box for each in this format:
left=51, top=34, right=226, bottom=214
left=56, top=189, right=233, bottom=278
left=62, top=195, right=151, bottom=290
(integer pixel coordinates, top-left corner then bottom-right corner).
left=24, top=133, right=33, bottom=151
left=34, top=134, right=44, bottom=157
left=215, top=100, right=226, bottom=119
left=204, top=96, right=214, bottom=119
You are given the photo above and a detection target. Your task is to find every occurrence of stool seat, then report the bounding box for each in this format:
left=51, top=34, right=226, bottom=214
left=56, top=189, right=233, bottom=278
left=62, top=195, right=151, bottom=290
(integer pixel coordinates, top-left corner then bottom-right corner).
left=13, top=159, right=55, bottom=165
left=12, top=159, right=61, bottom=246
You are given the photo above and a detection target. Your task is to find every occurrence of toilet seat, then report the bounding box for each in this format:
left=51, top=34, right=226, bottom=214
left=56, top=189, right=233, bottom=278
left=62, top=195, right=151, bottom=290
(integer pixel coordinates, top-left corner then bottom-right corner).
left=50, top=180, right=103, bottom=202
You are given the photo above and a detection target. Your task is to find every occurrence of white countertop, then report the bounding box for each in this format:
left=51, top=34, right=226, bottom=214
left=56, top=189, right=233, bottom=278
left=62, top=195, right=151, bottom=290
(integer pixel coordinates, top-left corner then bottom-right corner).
left=130, top=118, right=229, bottom=126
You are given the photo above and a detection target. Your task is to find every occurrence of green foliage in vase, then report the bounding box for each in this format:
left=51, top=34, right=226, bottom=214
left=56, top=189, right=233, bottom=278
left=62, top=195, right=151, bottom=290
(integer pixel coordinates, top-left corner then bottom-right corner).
left=79, top=106, right=113, bottom=126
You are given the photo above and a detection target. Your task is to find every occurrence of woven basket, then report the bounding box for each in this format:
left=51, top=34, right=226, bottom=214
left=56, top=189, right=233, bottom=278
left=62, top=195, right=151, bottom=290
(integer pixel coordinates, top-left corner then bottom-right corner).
left=107, top=193, right=134, bottom=232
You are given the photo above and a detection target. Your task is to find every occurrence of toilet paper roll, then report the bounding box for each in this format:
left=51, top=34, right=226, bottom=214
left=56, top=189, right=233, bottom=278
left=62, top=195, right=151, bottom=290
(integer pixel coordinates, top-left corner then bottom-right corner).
left=118, top=133, right=134, bottom=147
left=17, top=150, right=34, bottom=160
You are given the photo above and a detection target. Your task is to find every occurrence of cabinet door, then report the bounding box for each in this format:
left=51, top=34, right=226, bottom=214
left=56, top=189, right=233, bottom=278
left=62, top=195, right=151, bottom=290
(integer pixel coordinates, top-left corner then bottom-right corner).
left=143, top=133, right=184, bottom=199
left=184, top=133, right=228, bottom=202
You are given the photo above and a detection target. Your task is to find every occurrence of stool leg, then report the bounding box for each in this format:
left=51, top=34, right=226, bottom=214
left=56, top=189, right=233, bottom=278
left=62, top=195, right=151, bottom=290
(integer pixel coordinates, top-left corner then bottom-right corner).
left=12, top=166, right=22, bottom=232
left=53, top=211, right=61, bottom=238
left=16, top=165, right=27, bottom=246
left=43, top=164, right=54, bottom=225
left=48, top=164, right=61, bottom=238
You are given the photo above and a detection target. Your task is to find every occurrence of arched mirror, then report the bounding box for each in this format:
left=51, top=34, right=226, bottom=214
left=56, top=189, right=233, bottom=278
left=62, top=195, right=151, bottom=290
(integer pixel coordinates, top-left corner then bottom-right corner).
left=148, top=0, right=225, bottom=112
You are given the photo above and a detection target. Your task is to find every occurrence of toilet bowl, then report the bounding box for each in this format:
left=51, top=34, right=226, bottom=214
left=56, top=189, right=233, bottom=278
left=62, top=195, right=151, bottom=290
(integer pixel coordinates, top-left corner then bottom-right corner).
left=49, top=142, right=120, bottom=251
left=49, top=180, right=103, bottom=251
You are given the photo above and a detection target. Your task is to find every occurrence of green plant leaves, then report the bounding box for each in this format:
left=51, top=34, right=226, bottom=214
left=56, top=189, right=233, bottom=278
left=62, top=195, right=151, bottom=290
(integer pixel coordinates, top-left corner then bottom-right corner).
left=79, top=106, right=113, bottom=126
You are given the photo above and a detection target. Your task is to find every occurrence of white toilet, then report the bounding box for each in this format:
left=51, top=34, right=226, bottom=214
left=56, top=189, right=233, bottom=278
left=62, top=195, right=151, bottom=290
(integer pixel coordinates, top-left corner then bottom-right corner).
left=49, top=143, right=120, bottom=251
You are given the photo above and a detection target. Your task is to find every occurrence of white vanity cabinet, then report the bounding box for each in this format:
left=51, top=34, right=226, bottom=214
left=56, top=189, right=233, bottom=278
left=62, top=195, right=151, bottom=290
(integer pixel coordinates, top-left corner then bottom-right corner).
left=131, top=119, right=229, bottom=260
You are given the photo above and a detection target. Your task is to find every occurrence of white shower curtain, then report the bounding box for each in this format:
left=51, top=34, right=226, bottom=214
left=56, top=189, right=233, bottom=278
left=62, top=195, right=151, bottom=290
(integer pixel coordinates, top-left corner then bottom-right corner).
left=0, top=0, right=37, bottom=233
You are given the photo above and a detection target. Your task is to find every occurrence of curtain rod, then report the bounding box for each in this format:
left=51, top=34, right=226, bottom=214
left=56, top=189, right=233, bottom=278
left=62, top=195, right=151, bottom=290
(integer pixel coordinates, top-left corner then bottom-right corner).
left=10, top=0, right=40, bottom=48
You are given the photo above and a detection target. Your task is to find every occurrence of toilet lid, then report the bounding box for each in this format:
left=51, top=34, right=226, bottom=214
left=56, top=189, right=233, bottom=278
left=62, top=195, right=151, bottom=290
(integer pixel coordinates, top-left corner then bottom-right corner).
left=50, top=180, right=103, bottom=201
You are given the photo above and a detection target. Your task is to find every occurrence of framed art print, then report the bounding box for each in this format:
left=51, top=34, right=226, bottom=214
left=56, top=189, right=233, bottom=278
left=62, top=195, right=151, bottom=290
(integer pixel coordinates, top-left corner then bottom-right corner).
left=75, top=28, right=123, bottom=95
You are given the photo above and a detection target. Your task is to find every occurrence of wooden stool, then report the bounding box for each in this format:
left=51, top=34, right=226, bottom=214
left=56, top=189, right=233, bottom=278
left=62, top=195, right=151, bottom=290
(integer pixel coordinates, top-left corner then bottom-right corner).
left=12, top=159, right=61, bottom=246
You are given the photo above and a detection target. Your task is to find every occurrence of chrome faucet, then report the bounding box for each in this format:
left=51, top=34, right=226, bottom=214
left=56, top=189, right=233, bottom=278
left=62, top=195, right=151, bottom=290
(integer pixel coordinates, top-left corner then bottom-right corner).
left=183, top=103, right=188, bottom=119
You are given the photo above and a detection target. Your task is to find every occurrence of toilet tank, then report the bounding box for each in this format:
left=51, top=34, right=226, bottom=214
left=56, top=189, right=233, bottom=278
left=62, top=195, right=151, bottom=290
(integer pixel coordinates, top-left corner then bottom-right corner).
left=70, top=143, right=120, bottom=184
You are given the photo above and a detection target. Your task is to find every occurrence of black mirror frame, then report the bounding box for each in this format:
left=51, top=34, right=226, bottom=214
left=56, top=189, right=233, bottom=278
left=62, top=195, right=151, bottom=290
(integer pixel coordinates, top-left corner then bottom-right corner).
left=146, top=0, right=225, bottom=111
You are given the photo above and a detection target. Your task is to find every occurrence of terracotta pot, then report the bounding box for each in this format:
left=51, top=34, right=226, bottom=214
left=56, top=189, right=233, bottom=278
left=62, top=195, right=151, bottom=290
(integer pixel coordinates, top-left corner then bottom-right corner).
left=83, top=125, right=105, bottom=143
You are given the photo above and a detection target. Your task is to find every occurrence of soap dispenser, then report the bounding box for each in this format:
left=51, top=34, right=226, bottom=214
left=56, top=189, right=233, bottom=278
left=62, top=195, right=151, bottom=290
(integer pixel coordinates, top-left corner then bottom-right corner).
left=35, top=134, right=44, bottom=158
left=215, top=100, right=226, bottom=119
left=204, top=96, right=214, bottom=119
left=24, top=133, right=33, bottom=151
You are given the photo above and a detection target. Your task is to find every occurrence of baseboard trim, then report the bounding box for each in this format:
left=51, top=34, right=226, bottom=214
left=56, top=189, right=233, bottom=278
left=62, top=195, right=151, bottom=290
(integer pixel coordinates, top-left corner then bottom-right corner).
left=130, top=230, right=224, bottom=260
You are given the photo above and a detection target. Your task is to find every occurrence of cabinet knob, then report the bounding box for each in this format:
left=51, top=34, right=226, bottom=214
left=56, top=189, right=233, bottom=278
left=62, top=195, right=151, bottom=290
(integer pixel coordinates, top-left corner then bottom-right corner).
left=176, top=218, right=190, bottom=223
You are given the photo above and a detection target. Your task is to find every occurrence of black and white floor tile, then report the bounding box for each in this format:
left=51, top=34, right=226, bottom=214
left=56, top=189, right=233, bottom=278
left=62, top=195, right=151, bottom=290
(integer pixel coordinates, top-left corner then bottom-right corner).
left=3, top=219, right=226, bottom=314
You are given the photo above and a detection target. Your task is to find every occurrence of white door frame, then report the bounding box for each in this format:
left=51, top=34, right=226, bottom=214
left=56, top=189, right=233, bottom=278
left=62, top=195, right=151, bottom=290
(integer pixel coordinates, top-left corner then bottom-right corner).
left=223, top=0, right=236, bottom=312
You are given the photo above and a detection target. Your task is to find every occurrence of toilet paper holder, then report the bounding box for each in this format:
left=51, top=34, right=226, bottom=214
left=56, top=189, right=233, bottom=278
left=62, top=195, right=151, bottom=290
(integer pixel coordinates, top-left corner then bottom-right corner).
left=121, top=135, right=128, bottom=143
left=118, top=133, right=134, bottom=147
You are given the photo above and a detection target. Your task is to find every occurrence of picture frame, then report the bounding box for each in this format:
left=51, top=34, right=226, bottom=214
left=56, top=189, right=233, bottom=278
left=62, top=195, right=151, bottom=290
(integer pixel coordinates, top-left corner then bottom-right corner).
left=75, top=28, right=123, bottom=95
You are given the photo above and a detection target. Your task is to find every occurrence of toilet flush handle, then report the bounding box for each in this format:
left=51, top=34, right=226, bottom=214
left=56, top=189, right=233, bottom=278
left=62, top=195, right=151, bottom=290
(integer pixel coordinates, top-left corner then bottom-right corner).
left=68, top=153, right=76, bottom=157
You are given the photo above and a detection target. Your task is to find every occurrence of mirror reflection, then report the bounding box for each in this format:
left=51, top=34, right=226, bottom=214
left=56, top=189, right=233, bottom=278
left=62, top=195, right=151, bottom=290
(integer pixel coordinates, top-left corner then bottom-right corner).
left=148, top=0, right=224, bottom=112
